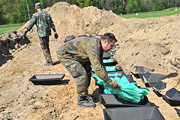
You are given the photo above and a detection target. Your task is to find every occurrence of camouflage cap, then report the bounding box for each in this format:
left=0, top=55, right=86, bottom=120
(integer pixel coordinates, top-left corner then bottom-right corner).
left=35, top=3, right=41, bottom=8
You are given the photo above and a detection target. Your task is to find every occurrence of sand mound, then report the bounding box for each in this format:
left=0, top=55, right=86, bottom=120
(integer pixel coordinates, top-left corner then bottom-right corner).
left=18, top=2, right=180, bottom=74
left=19, top=2, right=123, bottom=42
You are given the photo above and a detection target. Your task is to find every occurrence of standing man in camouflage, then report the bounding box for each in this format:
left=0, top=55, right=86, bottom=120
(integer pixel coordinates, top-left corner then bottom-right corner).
left=57, top=33, right=120, bottom=107
left=24, top=3, right=58, bottom=66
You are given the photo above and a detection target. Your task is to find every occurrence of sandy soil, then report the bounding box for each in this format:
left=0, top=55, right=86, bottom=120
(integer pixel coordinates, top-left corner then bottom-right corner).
left=0, top=2, right=180, bottom=120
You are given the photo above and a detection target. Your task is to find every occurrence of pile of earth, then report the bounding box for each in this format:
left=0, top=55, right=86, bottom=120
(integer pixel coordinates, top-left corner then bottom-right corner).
left=0, top=2, right=180, bottom=120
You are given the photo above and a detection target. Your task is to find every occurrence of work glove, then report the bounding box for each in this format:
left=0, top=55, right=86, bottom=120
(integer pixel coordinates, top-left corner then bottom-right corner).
left=54, top=33, right=58, bottom=39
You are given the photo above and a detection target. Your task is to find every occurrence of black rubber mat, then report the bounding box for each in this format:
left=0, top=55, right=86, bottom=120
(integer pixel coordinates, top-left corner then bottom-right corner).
left=103, top=106, right=165, bottom=120
left=29, top=74, right=65, bottom=85
left=99, top=94, right=151, bottom=108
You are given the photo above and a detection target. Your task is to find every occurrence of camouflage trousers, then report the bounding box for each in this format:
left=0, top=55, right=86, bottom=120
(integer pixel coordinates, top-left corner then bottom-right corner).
left=57, top=50, right=91, bottom=96
left=39, top=36, right=52, bottom=63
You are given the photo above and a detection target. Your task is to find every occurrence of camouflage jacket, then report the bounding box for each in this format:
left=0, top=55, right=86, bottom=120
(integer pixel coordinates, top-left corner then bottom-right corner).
left=25, top=10, right=56, bottom=37
left=59, top=37, right=112, bottom=84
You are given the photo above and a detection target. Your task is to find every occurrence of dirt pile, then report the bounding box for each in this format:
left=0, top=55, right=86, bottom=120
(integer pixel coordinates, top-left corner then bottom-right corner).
left=19, top=2, right=180, bottom=74
left=0, top=2, right=180, bottom=120
left=19, top=2, right=124, bottom=42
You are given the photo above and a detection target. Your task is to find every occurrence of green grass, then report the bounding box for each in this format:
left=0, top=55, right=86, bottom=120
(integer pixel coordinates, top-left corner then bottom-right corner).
left=0, top=7, right=180, bottom=36
left=121, top=7, right=180, bottom=18
left=0, top=23, right=24, bottom=36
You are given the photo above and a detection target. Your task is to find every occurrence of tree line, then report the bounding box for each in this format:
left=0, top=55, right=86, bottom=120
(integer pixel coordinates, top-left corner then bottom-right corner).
left=0, top=0, right=180, bottom=25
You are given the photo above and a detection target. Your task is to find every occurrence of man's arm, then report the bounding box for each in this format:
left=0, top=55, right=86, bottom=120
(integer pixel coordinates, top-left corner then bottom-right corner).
left=49, top=15, right=56, bottom=32
left=86, top=40, right=112, bottom=84
left=48, top=14, right=58, bottom=39
left=24, top=15, right=37, bottom=36
left=86, top=39, right=120, bottom=89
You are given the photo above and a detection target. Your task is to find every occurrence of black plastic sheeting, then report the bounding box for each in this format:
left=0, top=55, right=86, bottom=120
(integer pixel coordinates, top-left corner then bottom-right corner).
left=29, top=74, right=65, bottom=85
left=139, top=72, right=178, bottom=87
left=103, top=106, right=165, bottom=120
left=100, top=94, right=152, bottom=108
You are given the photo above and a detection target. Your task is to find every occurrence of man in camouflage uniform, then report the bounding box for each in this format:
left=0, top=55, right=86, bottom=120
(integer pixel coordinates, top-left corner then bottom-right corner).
left=57, top=33, right=120, bottom=107
left=24, top=3, right=58, bottom=66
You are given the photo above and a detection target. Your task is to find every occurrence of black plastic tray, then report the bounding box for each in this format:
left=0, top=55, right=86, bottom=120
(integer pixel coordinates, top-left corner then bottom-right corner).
left=103, top=106, right=165, bottom=120
left=108, top=71, right=125, bottom=76
left=77, top=35, right=88, bottom=38
left=152, top=81, right=166, bottom=97
left=106, top=66, right=122, bottom=72
left=154, top=81, right=167, bottom=90
left=161, top=88, right=180, bottom=106
left=93, top=71, right=124, bottom=86
left=139, top=72, right=178, bottom=87
left=133, top=66, right=154, bottom=74
left=103, top=58, right=118, bottom=66
left=103, top=52, right=112, bottom=59
left=99, top=94, right=150, bottom=108
left=64, top=35, right=75, bottom=43
left=174, top=108, right=180, bottom=117
left=108, top=72, right=135, bottom=83
left=29, top=74, right=65, bottom=85
left=113, top=44, right=120, bottom=49
left=110, top=50, right=117, bottom=56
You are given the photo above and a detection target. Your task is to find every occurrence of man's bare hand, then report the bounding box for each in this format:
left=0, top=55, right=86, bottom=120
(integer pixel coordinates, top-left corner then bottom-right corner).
left=109, top=80, right=120, bottom=89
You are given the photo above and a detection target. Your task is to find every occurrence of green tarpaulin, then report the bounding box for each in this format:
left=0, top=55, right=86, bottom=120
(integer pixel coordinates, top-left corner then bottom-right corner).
left=92, top=74, right=149, bottom=103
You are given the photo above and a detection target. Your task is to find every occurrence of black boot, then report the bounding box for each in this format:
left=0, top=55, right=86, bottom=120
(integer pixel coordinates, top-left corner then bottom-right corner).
left=86, top=94, right=96, bottom=102
left=77, top=96, right=96, bottom=107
